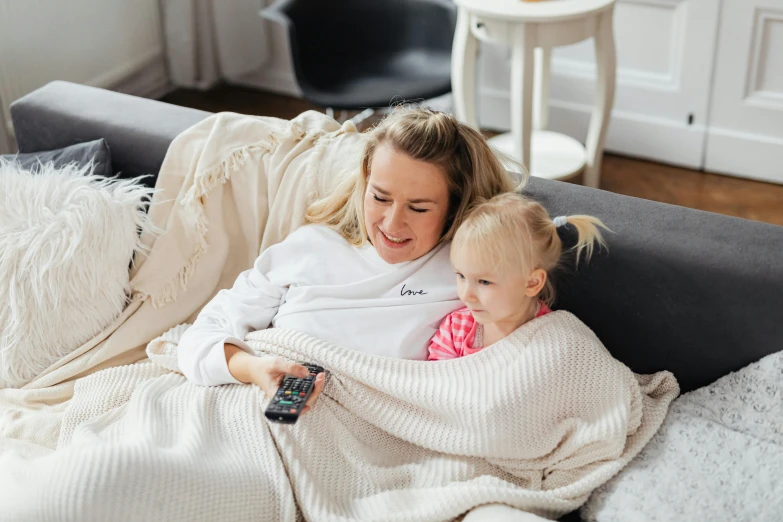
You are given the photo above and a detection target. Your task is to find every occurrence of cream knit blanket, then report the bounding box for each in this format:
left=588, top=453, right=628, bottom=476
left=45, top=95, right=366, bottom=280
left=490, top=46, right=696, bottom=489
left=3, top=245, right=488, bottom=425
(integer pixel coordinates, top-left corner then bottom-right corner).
left=0, top=313, right=677, bottom=521
left=0, top=110, right=367, bottom=458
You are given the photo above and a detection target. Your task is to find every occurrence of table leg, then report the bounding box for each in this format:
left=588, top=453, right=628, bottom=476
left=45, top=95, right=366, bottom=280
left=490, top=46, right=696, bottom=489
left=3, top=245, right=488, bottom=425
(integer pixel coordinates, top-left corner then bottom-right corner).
left=452, top=7, right=479, bottom=129
left=510, top=23, right=537, bottom=172
left=584, top=9, right=616, bottom=189
left=533, top=46, right=551, bottom=131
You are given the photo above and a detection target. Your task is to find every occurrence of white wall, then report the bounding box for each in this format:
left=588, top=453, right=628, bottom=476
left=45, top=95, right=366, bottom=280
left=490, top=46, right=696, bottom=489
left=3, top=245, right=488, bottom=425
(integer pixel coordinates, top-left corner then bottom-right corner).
left=0, top=0, right=169, bottom=152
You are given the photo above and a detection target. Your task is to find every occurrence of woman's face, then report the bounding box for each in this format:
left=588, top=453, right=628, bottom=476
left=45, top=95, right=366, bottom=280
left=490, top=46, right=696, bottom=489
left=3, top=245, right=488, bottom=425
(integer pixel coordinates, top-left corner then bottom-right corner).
left=364, top=144, right=450, bottom=264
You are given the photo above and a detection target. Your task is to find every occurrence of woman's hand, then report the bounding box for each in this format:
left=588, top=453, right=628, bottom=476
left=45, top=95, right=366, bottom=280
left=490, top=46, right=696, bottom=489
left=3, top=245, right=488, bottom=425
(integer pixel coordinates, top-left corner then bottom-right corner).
left=225, top=344, right=325, bottom=416
left=250, top=356, right=326, bottom=415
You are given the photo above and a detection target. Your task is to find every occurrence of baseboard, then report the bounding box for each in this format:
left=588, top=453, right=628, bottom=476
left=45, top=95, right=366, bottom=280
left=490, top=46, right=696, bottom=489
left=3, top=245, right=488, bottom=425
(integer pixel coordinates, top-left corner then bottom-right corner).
left=705, top=129, right=783, bottom=185
left=478, top=88, right=706, bottom=170
left=227, top=68, right=301, bottom=98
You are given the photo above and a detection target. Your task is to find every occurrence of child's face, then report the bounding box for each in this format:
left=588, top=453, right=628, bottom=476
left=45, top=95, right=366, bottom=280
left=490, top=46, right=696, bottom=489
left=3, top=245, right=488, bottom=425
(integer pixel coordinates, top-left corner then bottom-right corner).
left=453, top=255, right=544, bottom=327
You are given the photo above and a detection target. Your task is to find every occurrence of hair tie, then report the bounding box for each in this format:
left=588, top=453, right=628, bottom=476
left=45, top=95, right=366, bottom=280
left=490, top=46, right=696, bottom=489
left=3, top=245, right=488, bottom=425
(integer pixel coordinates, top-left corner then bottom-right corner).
left=553, top=216, right=568, bottom=228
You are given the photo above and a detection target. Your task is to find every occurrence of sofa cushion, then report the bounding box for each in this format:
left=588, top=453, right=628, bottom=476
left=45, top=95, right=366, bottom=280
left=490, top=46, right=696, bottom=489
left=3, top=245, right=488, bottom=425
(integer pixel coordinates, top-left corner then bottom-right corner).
left=581, top=349, right=783, bottom=521
left=0, top=160, right=154, bottom=388
left=1, top=138, right=112, bottom=177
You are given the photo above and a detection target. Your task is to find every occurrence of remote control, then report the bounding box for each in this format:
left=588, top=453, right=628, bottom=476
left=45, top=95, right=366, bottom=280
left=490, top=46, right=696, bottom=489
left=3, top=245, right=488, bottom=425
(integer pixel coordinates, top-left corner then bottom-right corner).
left=264, top=364, right=325, bottom=424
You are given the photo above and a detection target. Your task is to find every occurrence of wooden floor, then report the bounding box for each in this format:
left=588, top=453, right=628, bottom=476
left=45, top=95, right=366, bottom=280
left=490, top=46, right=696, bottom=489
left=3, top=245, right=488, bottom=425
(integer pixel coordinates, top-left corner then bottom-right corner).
left=162, top=84, right=783, bottom=227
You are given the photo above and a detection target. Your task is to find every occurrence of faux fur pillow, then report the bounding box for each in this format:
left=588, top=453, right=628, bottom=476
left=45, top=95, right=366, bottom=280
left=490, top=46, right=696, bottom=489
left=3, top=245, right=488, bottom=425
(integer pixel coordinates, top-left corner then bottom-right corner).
left=582, top=349, right=783, bottom=521
left=0, top=160, right=155, bottom=388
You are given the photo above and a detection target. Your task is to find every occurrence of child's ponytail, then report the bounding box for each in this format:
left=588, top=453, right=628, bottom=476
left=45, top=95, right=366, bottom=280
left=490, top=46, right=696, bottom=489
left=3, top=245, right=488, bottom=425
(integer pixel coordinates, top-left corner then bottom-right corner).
left=550, top=214, right=609, bottom=264
left=451, top=193, right=610, bottom=307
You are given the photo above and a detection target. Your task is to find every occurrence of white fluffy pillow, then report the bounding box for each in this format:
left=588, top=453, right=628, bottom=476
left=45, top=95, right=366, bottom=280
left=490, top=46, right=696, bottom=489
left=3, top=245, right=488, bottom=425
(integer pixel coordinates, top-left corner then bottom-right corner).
left=0, top=160, right=155, bottom=388
left=582, top=349, right=783, bottom=521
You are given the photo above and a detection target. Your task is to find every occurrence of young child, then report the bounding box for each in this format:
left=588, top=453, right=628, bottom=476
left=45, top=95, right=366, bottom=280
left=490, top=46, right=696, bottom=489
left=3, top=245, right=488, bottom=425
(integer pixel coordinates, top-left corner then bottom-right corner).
left=428, top=192, right=607, bottom=360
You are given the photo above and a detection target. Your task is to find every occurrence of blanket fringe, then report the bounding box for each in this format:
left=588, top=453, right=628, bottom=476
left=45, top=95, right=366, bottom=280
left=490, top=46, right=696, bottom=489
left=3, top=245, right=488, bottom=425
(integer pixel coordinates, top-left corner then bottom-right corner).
left=145, top=118, right=338, bottom=309
left=149, top=139, right=272, bottom=308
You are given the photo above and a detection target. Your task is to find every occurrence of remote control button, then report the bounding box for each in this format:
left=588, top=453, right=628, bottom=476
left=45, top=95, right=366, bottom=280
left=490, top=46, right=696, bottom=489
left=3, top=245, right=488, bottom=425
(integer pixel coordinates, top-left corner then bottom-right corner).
left=285, top=391, right=292, bottom=395
left=289, top=408, right=297, bottom=413
left=278, top=400, right=293, bottom=405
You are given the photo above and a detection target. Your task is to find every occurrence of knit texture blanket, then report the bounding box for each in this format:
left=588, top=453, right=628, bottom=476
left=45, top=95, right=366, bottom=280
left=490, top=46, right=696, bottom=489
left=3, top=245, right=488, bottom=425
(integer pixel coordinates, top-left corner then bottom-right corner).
left=0, top=313, right=678, bottom=521
left=0, top=111, right=367, bottom=458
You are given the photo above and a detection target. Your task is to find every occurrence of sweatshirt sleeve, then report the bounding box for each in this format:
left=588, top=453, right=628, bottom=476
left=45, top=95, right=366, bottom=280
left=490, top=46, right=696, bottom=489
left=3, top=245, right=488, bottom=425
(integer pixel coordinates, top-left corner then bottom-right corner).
left=177, top=249, right=288, bottom=386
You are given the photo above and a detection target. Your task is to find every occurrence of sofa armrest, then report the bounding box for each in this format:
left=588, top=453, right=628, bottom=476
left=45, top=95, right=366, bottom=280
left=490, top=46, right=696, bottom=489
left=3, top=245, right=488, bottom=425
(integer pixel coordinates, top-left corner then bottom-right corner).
left=9, top=81, right=210, bottom=184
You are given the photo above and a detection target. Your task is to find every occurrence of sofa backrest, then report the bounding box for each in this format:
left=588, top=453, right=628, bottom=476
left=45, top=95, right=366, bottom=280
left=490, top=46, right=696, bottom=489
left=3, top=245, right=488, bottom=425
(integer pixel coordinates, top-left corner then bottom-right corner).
left=525, top=178, right=783, bottom=392
left=11, top=81, right=210, bottom=186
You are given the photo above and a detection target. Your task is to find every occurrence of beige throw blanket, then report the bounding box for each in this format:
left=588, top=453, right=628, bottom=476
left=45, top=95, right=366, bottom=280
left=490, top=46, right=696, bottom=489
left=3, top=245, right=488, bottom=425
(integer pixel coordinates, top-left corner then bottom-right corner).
left=0, top=111, right=367, bottom=458
left=0, top=313, right=677, bottom=521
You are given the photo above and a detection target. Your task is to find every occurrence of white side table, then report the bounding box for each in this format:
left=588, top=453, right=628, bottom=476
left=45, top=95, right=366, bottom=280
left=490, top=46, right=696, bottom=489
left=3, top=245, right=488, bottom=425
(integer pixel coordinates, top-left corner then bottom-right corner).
left=451, top=0, right=617, bottom=188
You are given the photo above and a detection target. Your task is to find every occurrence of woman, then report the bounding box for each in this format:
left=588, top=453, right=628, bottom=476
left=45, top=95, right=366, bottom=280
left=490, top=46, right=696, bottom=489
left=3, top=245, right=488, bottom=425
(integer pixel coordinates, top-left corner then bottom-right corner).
left=177, top=107, right=521, bottom=413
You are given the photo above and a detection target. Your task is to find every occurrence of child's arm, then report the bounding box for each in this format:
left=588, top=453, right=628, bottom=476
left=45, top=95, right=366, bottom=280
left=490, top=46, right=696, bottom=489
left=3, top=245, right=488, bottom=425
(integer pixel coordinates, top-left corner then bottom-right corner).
left=427, top=313, right=461, bottom=360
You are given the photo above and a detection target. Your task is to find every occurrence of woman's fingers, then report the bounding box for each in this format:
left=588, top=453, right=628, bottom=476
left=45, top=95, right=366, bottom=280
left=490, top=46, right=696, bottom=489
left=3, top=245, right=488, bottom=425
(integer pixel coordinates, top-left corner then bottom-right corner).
left=297, top=376, right=323, bottom=416
left=304, top=373, right=326, bottom=410
left=272, top=358, right=309, bottom=379
left=255, top=358, right=325, bottom=416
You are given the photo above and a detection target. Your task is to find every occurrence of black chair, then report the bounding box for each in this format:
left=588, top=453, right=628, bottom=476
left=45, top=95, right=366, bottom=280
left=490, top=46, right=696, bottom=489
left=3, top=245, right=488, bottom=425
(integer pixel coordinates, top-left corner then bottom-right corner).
left=262, top=0, right=457, bottom=115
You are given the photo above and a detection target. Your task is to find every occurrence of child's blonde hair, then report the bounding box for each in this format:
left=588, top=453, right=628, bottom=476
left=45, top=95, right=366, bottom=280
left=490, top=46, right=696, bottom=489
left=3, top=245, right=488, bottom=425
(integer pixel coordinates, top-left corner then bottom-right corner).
left=451, top=192, right=608, bottom=306
left=305, top=106, right=522, bottom=246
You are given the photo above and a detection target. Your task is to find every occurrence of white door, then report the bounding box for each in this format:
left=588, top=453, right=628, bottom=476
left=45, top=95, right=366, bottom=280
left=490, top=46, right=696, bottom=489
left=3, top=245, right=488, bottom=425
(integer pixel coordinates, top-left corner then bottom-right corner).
left=704, top=0, right=783, bottom=184
left=477, top=0, right=721, bottom=169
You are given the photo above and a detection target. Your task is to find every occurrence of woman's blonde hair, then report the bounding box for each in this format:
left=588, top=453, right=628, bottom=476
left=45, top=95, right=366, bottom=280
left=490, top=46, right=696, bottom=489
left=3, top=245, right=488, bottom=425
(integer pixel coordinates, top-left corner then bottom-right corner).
left=305, top=107, right=522, bottom=246
left=451, top=192, right=608, bottom=306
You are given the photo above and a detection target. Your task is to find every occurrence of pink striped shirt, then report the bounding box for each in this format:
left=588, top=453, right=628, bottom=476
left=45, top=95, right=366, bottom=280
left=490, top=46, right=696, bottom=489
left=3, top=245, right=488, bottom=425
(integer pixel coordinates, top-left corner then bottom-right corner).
left=427, top=303, right=552, bottom=360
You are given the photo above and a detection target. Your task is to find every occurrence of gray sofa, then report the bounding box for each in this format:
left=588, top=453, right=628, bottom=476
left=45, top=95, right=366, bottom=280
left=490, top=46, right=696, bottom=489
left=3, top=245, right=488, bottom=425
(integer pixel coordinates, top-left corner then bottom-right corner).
left=10, top=81, right=783, bottom=521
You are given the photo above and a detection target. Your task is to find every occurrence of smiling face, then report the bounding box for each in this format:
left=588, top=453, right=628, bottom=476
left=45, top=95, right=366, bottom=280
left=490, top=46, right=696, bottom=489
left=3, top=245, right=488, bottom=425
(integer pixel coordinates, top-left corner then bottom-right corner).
left=363, top=144, right=450, bottom=264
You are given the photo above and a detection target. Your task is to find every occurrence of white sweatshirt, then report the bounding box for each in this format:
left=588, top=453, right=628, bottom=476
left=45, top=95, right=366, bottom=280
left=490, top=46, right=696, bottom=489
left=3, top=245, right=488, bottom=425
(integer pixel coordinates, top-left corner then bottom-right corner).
left=177, top=225, right=461, bottom=386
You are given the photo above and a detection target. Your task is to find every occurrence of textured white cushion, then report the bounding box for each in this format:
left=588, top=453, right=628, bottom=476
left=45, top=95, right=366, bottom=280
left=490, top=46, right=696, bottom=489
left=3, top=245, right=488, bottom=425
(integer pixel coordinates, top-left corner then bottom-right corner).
left=0, top=160, right=155, bottom=388
left=582, top=349, right=783, bottom=522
